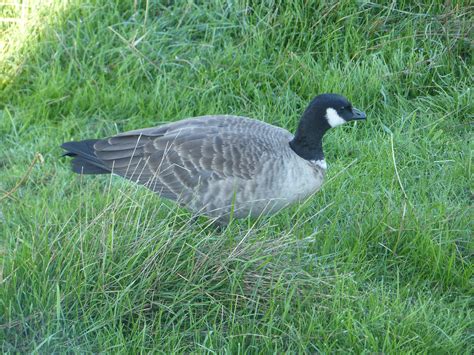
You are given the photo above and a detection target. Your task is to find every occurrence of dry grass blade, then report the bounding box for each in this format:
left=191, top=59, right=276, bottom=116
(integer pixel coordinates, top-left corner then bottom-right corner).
left=0, top=153, right=43, bottom=202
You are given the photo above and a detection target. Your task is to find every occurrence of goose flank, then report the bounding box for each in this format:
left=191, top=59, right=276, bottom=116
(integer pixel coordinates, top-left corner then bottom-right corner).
left=62, top=93, right=366, bottom=224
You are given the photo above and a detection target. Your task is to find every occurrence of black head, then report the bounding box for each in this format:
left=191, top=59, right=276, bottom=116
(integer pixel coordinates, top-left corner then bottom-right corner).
left=289, top=93, right=366, bottom=161
left=302, top=93, right=366, bottom=130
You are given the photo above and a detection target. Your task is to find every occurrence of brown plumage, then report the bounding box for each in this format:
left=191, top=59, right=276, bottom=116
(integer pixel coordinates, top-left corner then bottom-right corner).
left=62, top=94, right=366, bottom=224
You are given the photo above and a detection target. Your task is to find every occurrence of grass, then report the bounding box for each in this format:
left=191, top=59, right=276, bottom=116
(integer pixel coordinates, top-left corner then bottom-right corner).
left=0, top=0, right=472, bottom=352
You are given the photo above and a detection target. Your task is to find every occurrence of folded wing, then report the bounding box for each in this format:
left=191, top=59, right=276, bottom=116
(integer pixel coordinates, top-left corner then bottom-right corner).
left=62, top=115, right=292, bottom=203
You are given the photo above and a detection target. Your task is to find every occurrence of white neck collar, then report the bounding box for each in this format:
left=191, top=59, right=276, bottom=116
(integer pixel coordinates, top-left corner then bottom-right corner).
left=311, top=159, right=327, bottom=170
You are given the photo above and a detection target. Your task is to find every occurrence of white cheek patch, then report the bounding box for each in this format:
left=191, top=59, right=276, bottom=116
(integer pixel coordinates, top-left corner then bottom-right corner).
left=325, top=108, right=346, bottom=127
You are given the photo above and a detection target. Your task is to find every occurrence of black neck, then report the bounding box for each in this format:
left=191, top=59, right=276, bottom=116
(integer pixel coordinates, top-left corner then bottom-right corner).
left=289, top=108, right=329, bottom=161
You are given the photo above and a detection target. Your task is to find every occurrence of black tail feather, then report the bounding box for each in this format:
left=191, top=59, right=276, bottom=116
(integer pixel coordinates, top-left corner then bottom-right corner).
left=61, top=139, right=110, bottom=175
left=71, top=157, right=110, bottom=174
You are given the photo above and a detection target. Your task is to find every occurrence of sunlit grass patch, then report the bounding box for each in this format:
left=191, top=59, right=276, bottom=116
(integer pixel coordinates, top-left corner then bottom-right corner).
left=0, top=0, right=73, bottom=88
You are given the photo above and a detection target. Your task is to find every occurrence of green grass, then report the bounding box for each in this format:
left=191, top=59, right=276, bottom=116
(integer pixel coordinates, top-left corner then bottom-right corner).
left=1, top=0, right=472, bottom=352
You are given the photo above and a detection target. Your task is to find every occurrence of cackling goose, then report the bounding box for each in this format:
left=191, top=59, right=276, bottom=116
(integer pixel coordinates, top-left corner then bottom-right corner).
left=62, top=93, right=366, bottom=224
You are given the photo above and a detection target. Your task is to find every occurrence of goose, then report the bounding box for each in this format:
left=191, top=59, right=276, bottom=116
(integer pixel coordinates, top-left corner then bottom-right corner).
left=62, top=93, right=366, bottom=224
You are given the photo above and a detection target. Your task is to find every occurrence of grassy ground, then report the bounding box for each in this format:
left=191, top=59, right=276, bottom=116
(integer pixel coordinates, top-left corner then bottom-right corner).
left=1, top=0, right=472, bottom=352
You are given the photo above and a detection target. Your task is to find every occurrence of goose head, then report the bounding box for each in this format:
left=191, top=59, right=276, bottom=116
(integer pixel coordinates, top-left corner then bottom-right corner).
left=289, top=93, right=366, bottom=161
